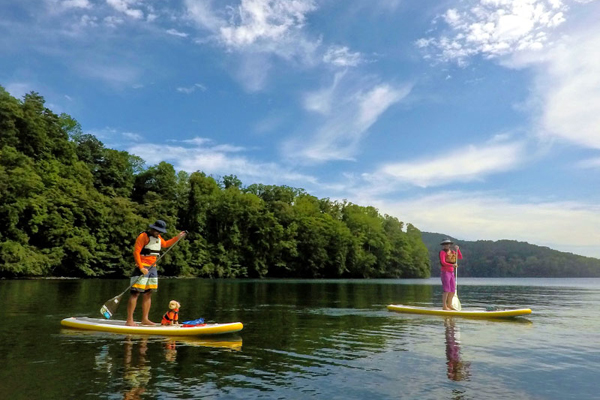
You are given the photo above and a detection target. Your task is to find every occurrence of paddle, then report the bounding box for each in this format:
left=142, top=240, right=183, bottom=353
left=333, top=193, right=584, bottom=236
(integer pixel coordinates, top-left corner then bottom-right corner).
left=451, top=246, right=462, bottom=311
left=100, top=231, right=187, bottom=319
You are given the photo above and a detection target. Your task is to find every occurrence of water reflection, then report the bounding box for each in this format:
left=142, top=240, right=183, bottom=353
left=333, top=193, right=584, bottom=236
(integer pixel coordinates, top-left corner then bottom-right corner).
left=444, top=318, right=471, bottom=382
left=122, top=337, right=151, bottom=400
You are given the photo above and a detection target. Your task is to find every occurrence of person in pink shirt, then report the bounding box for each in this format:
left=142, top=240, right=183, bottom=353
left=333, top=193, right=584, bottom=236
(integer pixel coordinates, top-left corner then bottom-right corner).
left=439, top=239, right=463, bottom=310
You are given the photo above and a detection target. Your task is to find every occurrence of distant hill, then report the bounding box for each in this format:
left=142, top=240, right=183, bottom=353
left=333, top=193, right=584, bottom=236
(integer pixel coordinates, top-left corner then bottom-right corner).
left=421, top=232, right=600, bottom=277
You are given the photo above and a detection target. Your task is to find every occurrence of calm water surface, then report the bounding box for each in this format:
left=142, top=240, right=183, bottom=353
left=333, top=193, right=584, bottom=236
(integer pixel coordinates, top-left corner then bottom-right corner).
left=0, top=278, right=598, bottom=399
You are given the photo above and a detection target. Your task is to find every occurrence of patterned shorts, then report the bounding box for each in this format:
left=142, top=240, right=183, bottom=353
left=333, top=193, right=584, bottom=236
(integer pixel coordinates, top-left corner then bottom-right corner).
left=130, top=266, right=158, bottom=293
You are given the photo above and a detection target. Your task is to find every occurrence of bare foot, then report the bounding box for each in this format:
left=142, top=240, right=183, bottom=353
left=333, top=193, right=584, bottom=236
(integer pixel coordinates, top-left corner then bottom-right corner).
left=443, top=307, right=450, bottom=310
left=141, top=320, right=156, bottom=326
left=125, top=320, right=137, bottom=327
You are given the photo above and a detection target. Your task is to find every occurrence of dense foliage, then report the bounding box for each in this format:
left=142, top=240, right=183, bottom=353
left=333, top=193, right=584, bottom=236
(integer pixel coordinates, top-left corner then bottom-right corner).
left=422, top=232, right=600, bottom=277
left=0, top=87, right=430, bottom=279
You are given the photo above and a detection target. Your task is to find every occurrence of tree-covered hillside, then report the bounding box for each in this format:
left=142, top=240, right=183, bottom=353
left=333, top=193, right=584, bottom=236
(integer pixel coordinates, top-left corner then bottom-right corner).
left=422, top=232, right=600, bottom=277
left=0, top=87, right=431, bottom=279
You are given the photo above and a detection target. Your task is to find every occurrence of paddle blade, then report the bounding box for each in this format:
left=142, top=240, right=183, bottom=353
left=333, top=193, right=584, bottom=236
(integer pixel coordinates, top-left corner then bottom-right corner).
left=452, top=295, right=462, bottom=311
left=100, top=294, right=123, bottom=319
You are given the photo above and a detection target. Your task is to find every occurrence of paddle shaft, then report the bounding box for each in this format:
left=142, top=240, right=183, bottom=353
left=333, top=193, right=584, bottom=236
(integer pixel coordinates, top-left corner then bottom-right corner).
left=451, top=246, right=462, bottom=310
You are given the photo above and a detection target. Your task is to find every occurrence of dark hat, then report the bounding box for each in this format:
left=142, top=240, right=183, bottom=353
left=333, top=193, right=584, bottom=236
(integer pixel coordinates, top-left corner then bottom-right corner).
left=440, top=239, right=454, bottom=245
left=149, top=220, right=168, bottom=233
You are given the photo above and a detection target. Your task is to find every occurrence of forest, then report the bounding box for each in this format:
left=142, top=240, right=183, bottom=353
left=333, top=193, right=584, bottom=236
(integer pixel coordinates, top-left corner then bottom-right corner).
left=0, top=86, right=431, bottom=279
left=422, top=232, right=600, bottom=277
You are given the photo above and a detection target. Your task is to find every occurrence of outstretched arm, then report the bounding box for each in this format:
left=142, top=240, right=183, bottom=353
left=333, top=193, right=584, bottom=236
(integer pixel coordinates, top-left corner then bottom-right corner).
left=161, top=231, right=187, bottom=248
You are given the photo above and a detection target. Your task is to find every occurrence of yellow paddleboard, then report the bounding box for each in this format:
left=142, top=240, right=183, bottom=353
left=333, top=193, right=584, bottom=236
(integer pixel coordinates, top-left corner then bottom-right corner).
left=61, top=317, right=243, bottom=336
left=387, top=304, right=531, bottom=319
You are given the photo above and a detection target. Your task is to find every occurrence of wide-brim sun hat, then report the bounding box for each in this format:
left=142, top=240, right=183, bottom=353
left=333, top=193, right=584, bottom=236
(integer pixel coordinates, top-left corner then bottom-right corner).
left=149, top=220, right=168, bottom=233
left=440, top=239, right=454, bottom=245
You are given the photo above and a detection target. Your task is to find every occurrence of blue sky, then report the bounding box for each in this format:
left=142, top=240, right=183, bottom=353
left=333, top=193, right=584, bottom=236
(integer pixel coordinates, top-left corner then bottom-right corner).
left=2, top=0, right=600, bottom=258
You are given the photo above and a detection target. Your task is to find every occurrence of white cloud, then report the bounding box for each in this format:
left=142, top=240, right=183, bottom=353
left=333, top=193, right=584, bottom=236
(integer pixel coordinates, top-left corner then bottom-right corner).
left=103, top=15, right=125, bottom=27
left=128, top=138, right=317, bottom=185
left=534, top=28, right=600, bottom=149
left=166, top=29, right=188, bottom=38
left=176, top=83, right=207, bottom=93
left=184, top=0, right=336, bottom=90
left=419, top=1, right=600, bottom=154
left=106, top=0, right=144, bottom=19
left=183, top=0, right=369, bottom=91
left=62, top=0, right=92, bottom=9
left=376, top=140, right=526, bottom=188
left=185, top=0, right=318, bottom=53
left=323, top=46, right=363, bottom=67
left=366, top=191, right=600, bottom=258
left=44, top=0, right=92, bottom=13
left=418, top=0, right=572, bottom=64
left=180, top=137, right=212, bottom=146
left=218, top=0, right=317, bottom=48
left=122, top=131, right=143, bottom=141
left=287, top=77, right=412, bottom=162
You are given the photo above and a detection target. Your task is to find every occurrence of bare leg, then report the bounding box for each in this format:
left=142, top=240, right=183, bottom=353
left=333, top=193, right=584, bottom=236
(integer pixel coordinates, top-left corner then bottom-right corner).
left=140, top=291, right=155, bottom=325
left=442, top=292, right=450, bottom=310
left=126, top=292, right=139, bottom=326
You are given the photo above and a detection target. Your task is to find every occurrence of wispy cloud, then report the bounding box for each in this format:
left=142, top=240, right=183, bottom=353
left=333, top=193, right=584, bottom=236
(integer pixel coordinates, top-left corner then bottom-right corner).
left=122, top=131, right=143, bottom=142
left=183, top=0, right=365, bottom=90
left=302, top=71, right=345, bottom=115
left=287, top=76, right=412, bottom=163
left=60, top=0, right=92, bottom=10
left=106, top=0, right=144, bottom=20
left=375, top=139, right=526, bottom=188
left=128, top=137, right=317, bottom=185
left=323, top=46, right=363, bottom=67
left=176, top=83, right=207, bottom=94
left=166, top=28, right=188, bottom=38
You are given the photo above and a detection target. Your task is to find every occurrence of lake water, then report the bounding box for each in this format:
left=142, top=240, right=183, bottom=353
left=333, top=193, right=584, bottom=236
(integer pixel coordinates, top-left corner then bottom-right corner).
left=1, top=278, right=598, bottom=399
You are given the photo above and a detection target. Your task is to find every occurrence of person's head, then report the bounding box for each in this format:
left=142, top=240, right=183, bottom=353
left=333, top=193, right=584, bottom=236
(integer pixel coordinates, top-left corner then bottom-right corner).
left=440, top=239, right=454, bottom=249
left=148, top=220, right=167, bottom=237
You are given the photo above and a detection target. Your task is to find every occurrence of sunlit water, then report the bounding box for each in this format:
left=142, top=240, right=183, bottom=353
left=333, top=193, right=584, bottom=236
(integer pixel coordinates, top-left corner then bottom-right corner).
left=1, top=278, right=598, bottom=399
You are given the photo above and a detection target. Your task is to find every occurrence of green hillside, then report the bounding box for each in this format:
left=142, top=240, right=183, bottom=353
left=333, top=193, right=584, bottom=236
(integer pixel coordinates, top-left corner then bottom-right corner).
left=422, top=232, right=600, bottom=277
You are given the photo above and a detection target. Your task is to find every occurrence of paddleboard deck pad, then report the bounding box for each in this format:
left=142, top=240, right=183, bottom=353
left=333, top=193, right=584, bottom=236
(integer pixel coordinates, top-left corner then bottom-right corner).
left=387, top=304, right=531, bottom=319
left=61, top=317, right=243, bottom=336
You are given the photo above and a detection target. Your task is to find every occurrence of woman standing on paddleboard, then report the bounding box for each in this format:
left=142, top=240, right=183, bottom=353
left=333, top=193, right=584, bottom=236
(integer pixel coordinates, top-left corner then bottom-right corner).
left=440, top=239, right=462, bottom=310
left=126, top=220, right=186, bottom=327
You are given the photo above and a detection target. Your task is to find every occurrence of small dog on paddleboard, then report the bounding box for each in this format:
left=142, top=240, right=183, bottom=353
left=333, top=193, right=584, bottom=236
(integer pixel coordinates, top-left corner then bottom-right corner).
left=161, top=300, right=180, bottom=325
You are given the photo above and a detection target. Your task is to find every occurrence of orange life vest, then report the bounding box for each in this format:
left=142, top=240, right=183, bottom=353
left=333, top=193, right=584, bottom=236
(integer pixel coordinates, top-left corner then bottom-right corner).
left=161, top=309, right=179, bottom=325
